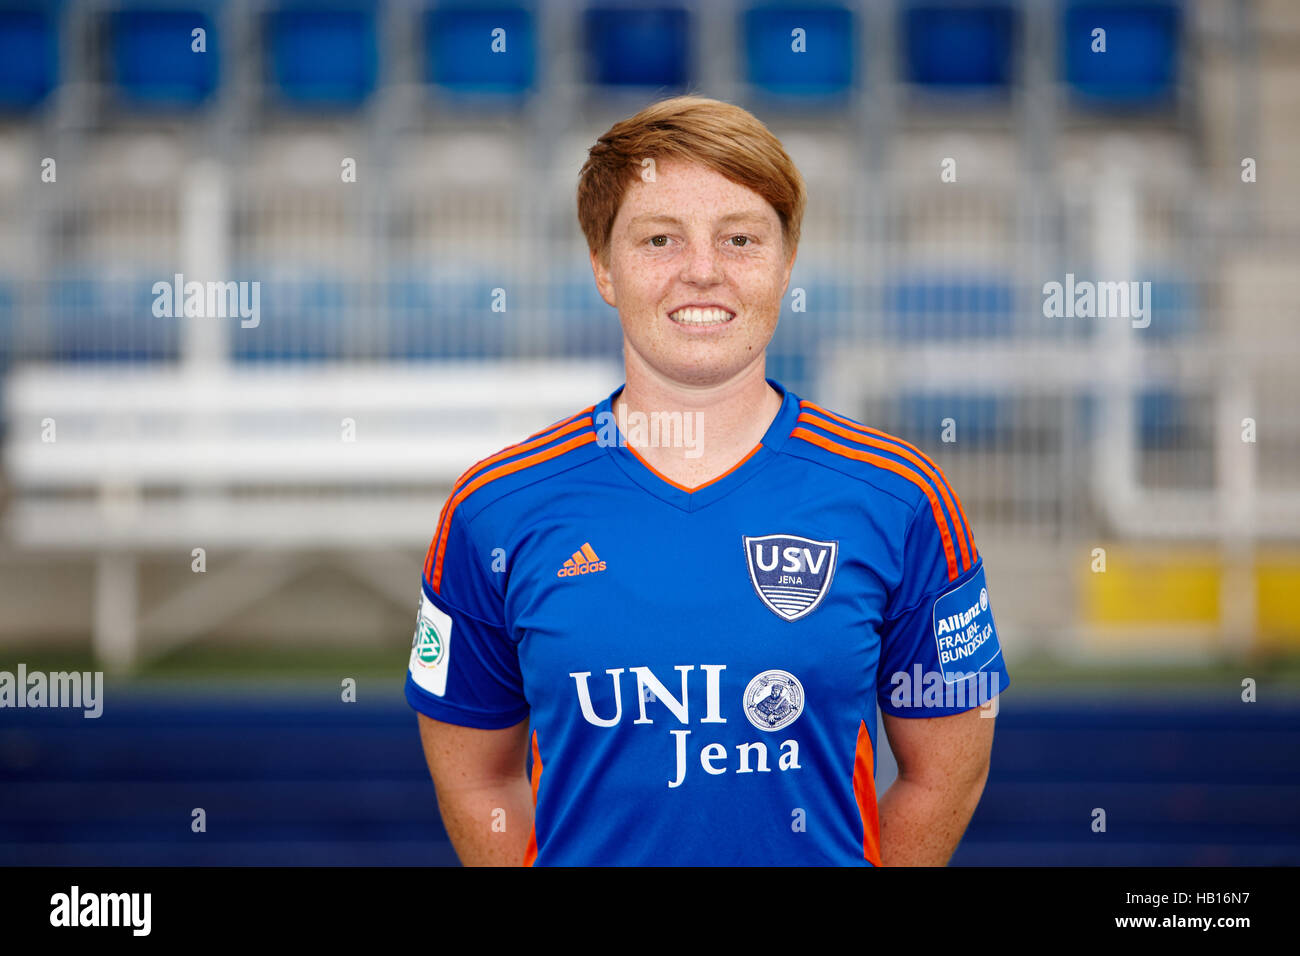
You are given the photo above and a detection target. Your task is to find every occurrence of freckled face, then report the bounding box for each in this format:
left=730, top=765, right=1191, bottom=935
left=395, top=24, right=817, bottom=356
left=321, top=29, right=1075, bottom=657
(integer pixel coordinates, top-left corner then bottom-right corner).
left=589, top=159, right=796, bottom=388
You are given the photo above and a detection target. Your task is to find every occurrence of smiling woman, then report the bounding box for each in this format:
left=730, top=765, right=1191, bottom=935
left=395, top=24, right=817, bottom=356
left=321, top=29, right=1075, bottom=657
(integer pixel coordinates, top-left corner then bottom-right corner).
left=407, top=94, right=1008, bottom=868
left=578, top=96, right=807, bottom=486
left=589, top=157, right=793, bottom=487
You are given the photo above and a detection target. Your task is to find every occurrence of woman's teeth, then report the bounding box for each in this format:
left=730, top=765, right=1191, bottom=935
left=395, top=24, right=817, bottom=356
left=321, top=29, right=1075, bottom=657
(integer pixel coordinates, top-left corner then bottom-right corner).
left=669, top=307, right=734, bottom=326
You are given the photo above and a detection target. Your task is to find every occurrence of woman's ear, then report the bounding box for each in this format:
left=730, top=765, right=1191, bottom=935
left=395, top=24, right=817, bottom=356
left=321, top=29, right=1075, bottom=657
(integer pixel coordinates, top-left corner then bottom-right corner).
left=781, top=243, right=798, bottom=296
left=589, top=246, right=617, bottom=309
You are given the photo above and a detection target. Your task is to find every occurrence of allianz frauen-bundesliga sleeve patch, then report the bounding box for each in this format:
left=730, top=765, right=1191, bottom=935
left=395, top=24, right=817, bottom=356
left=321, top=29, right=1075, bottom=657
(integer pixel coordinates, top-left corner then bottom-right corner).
left=931, top=565, right=1002, bottom=683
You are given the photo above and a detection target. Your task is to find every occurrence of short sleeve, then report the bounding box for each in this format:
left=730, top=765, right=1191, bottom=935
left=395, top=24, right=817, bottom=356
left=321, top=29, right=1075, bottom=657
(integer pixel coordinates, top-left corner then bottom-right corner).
left=876, top=494, right=1009, bottom=717
left=405, top=505, right=529, bottom=729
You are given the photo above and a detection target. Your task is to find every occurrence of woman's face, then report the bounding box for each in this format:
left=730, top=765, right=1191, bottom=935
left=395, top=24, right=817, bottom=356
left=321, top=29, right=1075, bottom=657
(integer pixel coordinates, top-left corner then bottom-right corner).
left=590, top=158, right=796, bottom=389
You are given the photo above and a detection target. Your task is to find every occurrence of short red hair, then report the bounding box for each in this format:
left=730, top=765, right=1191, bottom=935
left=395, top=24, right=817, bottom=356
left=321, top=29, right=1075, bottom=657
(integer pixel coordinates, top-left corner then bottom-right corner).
left=577, top=95, right=807, bottom=266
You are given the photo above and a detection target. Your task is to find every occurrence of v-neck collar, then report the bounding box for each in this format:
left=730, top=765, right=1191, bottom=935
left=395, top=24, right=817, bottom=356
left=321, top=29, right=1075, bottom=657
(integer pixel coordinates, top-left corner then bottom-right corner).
left=594, top=378, right=800, bottom=513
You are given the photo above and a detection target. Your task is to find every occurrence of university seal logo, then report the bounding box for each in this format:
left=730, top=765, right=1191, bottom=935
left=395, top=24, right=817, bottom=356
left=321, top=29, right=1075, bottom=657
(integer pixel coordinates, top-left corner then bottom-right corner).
left=743, top=533, right=838, bottom=621
left=743, top=669, right=805, bottom=732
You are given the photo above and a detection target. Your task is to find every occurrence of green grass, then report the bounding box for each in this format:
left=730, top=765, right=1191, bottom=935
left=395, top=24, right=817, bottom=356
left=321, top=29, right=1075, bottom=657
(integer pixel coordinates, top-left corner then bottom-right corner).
left=1002, top=650, right=1300, bottom=698
left=1007, top=649, right=1300, bottom=684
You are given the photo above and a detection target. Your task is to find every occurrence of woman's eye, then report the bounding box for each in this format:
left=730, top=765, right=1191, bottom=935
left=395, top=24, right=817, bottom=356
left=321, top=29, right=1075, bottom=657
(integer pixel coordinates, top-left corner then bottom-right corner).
left=649, top=235, right=668, bottom=247
left=730, top=235, right=750, bottom=247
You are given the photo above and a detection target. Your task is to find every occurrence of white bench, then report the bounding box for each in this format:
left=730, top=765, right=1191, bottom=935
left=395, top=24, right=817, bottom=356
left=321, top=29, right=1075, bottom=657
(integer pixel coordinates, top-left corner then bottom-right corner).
left=3, top=359, right=622, bottom=670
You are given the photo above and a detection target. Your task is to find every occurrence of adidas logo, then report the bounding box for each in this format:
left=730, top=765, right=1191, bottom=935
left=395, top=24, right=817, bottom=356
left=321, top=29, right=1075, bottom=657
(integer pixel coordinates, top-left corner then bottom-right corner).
left=557, top=542, right=607, bottom=578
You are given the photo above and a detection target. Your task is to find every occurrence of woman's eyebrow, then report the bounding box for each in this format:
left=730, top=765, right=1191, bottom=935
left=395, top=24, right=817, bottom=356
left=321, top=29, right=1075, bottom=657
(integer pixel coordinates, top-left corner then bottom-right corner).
left=626, top=210, right=772, bottom=228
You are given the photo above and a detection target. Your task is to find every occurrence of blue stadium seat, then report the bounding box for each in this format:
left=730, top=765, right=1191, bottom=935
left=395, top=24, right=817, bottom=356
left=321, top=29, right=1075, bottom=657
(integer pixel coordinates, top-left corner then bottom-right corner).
left=545, top=270, right=623, bottom=359
left=764, top=346, right=817, bottom=398
left=0, top=280, right=12, bottom=365
left=0, top=696, right=460, bottom=866
left=425, top=4, right=535, bottom=97
left=1137, top=388, right=1197, bottom=449
left=953, top=700, right=1300, bottom=866
left=266, top=4, right=378, bottom=108
left=885, top=275, right=1016, bottom=340
left=384, top=272, right=512, bottom=360
left=228, top=271, right=525, bottom=362
left=1040, top=269, right=1196, bottom=342
left=790, top=275, right=857, bottom=318
left=0, top=5, right=58, bottom=111
left=47, top=272, right=180, bottom=362
left=1142, top=273, right=1198, bottom=340
left=4, top=694, right=1296, bottom=865
left=0, top=280, right=13, bottom=441
left=902, top=2, right=1017, bottom=89
left=768, top=273, right=857, bottom=396
left=110, top=7, right=219, bottom=108
left=898, top=392, right=1005, bottom=447
left=742, top=4, right=856, bottom=100
left=231, top=274, right=354, bottom=362
left=583, top=6, right=690, bottom=88
left=1063, top=1, right=1180, bottom=106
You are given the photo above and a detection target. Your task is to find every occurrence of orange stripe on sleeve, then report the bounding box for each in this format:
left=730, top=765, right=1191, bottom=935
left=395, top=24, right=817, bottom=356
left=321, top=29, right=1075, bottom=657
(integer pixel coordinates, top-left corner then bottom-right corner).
left=802, top=401, right=977, bottom=563
left=797, top=410, right=971, bottom=573
left=791, top=426, right=960, bottom=581
left=431, top=431, right=598, bottom=593
left=423, top=414, right=595, bottom=587
left=423, top=495, right=456, bottom=584
left=525, top=406, right=594, bottom=441
left=853, top=719, right=883, bottom=866
left=452, top=414, right=595, bottom=502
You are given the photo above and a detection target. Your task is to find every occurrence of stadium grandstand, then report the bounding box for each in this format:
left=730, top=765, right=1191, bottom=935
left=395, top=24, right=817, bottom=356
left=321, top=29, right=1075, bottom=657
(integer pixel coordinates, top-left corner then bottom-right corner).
left=0, top=0, right=1296, bottom=866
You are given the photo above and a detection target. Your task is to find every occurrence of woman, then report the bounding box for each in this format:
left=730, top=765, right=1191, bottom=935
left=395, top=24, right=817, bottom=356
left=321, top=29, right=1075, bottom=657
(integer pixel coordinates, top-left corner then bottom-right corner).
left=407, top=95, right=1008, bottom=866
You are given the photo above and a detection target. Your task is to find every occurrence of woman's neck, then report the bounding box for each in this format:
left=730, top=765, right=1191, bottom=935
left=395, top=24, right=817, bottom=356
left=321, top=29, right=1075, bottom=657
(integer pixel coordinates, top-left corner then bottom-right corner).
left=612, top=357, right=783, bottom=489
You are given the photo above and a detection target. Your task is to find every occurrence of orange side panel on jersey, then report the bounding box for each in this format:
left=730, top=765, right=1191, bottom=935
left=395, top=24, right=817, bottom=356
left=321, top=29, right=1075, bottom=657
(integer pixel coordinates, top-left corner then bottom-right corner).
left=791, top=427, right=960, bottom=581
left=853, top=719, right=883, bottom=866
left=522, top=728, right=543, bottom=867
left=422, top=412, right=594, bottom=584
left=802, top=401, right=977, bottom=563
left=429, top=430, right=598, bottom=593
left=798, top=409, right=971, bottom=573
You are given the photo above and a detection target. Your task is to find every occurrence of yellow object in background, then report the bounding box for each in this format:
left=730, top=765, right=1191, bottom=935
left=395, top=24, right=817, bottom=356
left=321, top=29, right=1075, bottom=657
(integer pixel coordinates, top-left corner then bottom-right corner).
left=1081, top=546, right=1300, bottom=650
left=1256, top=553, right=1300, bottom=649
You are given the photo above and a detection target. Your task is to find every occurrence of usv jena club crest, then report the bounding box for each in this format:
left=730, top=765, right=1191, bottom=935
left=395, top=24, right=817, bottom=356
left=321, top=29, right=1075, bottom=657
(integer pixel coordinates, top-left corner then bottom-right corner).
left=743, top=534, right=838, bottom=622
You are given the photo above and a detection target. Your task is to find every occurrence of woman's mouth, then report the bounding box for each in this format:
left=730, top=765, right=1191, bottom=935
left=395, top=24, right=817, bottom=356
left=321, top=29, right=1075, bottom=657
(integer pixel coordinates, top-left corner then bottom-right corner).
left=667, top=306, right=736, bottom=327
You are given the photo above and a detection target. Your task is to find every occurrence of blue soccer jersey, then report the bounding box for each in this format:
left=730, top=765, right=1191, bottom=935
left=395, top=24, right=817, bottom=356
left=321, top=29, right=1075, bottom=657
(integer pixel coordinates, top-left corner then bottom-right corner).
left=406, top=378, right=1008, bottom=866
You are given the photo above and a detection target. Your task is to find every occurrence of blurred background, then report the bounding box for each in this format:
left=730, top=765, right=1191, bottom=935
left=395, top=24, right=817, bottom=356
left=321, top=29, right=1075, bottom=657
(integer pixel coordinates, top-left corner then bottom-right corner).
left=0, top=0, right=1297, bottom=866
